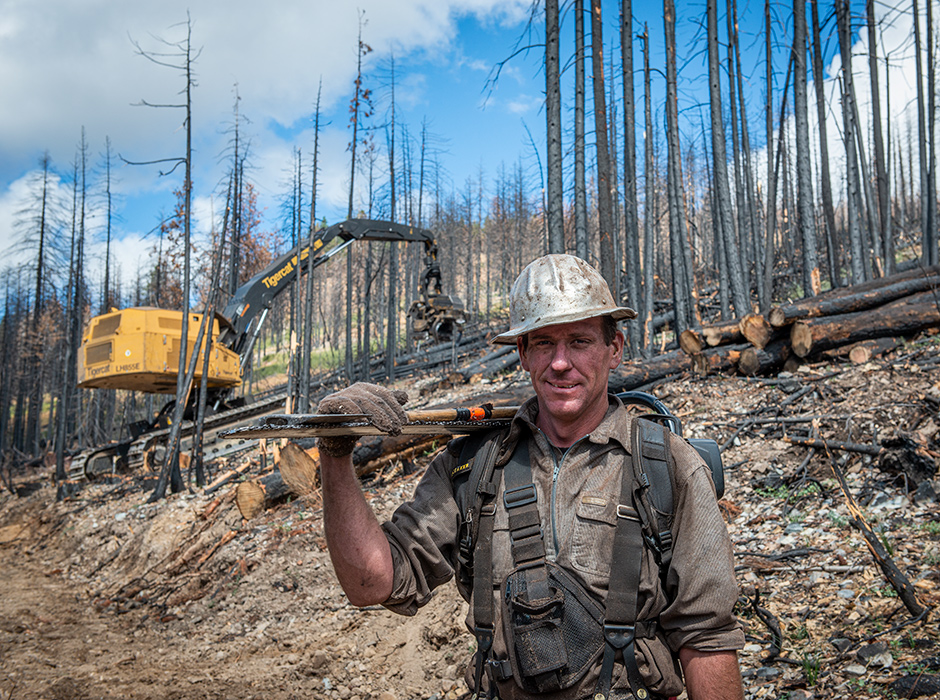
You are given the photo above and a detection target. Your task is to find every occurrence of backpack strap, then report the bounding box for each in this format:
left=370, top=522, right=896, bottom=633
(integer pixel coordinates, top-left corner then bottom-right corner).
left=631, top=416, right=676, bottom=571
left=450, top=428, right=508, bottom=699
left=453, top=429, right=506, bottom=593
left=471, top=465, right=499, bottom=699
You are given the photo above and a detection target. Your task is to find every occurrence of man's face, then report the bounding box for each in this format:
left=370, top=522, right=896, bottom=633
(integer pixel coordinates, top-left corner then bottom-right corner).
left=517, top=317, right=624, bottom=440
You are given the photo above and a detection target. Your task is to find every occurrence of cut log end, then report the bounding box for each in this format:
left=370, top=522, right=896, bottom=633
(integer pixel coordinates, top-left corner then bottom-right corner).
left=236, top=481, right=266, bottom=520
left=768, top=307, right=787, bottom=328
left=279, top=442, right=320, bottom=497
left=679, top=329, right=704, bottom=356
left=791, top=321, right=813, bottom=358
left=739, top=313, right=773, bottom=349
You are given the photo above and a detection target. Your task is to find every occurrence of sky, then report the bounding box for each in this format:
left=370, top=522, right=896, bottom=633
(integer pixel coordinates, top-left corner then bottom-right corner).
left=0, top=0, right=927, bottom=306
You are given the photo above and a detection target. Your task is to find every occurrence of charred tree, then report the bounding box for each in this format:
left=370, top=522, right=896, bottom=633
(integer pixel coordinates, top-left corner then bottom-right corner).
left=575, top=0, right=588, bottom=261
left=867, top=0, right=892, bottom=274
left=913, top=0, right=931, bottom=261
left=664, top=0, right=694, bottom=335
left=811, top=0, right=840, bottom=286
left=641, top=26, right=656, bottom=356
left=763, top=0, right=777, bottom=310
left=592, top=0, right=617, bottom=295
left=546, top=0, right=564, bottom=253
left=621, top=0, right=641, bottom=357
left=299, top=81, right=322, bottom=413
left=836, top=0, right=867, bottom=284
left=707, top=0, right=749, bottom=316
left=793, top=0, right=821, bottom=296
left=346, top=15, right=371, bottom=383
left=127, top=16, right=199, bottom=500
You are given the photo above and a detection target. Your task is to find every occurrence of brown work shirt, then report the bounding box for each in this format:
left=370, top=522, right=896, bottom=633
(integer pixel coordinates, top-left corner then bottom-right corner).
left=381, top=396, right=744, bottom=699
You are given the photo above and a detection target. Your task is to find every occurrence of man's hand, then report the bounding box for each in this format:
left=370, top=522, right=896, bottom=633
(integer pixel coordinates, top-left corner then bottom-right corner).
left=316, top=382, right=409, bottom=457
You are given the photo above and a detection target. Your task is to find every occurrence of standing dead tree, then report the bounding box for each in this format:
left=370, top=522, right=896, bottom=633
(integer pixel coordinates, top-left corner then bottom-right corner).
left=707, top=0, right=749, bottom=317
left=546, top=0, right=564, bottom=254
left=126, top=15, right=200, bottom=500
left=592, top=0, right=617, bottom=295
left=663, top=0, right=695, bottom=335
left=793, top=0, right=821, bottom=297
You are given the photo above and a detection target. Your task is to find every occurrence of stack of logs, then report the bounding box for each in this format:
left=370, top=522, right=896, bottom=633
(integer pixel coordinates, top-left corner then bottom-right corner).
left=671, top=265, right=940, bottom=379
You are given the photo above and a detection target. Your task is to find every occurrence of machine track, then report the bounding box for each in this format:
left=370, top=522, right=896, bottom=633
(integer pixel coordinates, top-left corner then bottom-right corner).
left=69, top=393, right=290, bottom=481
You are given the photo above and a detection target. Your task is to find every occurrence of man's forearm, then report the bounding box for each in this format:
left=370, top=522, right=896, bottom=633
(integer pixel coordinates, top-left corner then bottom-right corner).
left=321, top=452, right=394, bottom=607
left=679, top=648, right=744, bottom=700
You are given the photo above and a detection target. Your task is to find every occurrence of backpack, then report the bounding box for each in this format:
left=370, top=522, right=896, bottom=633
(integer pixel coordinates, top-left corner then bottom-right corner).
left=448, top=391, right=724, bottom=699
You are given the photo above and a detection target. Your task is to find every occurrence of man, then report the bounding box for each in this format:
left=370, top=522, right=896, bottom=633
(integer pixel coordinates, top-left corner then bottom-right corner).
left=318, top=255, right=744, bottom=699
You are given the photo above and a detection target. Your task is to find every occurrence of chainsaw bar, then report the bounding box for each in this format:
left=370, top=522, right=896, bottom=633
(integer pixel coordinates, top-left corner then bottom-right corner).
left=221, top=419, right=513, bottom=438
left=220, top=406, right=518, bottom=439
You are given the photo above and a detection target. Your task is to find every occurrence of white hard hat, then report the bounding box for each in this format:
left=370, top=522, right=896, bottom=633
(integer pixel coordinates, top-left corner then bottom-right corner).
left=491, top=254, right=637, bottom=345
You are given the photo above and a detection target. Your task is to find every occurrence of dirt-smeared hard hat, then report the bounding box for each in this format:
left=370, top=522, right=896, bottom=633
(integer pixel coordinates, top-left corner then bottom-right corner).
left=491, top=254, right=637, bottom=345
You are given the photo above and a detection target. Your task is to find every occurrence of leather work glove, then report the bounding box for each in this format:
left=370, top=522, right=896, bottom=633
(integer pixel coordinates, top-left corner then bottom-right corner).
left=316, top=382, right=409, bottom=458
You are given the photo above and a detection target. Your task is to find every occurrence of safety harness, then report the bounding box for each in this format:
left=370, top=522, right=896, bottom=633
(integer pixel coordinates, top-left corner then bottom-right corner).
left=452, top=396, right=723, bottom=699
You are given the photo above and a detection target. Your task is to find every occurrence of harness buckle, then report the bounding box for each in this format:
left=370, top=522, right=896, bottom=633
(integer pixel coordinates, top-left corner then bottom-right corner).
left=616, top=504, right=640, bottom=521
left=602, top=623, right=636, bottom=650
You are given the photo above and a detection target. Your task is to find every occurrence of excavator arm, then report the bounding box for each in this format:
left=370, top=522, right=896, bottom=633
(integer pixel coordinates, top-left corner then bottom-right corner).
left=219, top=219, right=450, bottom=364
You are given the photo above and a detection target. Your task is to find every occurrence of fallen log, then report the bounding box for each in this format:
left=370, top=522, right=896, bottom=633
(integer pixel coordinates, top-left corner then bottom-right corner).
left=459, top=344, right=516, bottom=379
left=236, top=472, right=292, bottom=520
left=204, top=460, right=254, bottom=494
left=790, top=298, right=940, bottom=358
left=738, top=338, right=791, bottom=377
left=678, top=329, right=704, bottom=356
left=690, top=344, right=747, bottom=377
left=462, top=346, right=520, bottom=379
left=820, top=337, right=898, bottom=364
left=782, top=436, right=882, bottom=456
left=702, top=319, right=745, bottom=347
left=770, top=273, right=940, bottom=327
left=609, top=350, right=692, bottom=392
left=827, top=451, right=928, bottom=619
left=358, top=435, right=447, bottom=478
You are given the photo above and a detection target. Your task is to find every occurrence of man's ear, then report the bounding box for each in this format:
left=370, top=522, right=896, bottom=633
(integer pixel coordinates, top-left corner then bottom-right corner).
left=517, top=336, right=530, bottom=372
left=608, top=330, right=625, bottom=370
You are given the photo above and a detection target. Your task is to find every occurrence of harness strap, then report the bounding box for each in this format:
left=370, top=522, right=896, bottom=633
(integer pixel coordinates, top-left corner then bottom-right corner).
left=472, top=492, right=497, bottom=698
left=469, top=437, right=505, bottom=699
left=595, top=422, right=660, bottom=700
left=502, top=439, right=551, bottom=605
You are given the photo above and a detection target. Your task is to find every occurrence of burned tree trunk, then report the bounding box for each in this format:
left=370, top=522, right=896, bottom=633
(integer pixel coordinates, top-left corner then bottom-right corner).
left=592, top=0, right=617, bottom=295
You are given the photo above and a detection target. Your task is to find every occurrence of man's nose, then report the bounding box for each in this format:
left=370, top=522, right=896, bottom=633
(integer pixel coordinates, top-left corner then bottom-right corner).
left=550, top=343, right=572, bottom=370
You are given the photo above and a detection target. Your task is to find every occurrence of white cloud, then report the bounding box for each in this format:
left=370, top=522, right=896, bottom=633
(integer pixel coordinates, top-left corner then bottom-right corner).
left=0, top=0, right=531, bottom=253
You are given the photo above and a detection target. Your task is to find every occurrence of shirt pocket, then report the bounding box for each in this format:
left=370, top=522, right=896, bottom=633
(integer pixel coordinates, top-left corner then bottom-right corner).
left=569, top=493, right=618, bottom=578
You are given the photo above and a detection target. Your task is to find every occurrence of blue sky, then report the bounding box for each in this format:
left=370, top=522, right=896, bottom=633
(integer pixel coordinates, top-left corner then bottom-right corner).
left=0, top=0, right=921, bottom=302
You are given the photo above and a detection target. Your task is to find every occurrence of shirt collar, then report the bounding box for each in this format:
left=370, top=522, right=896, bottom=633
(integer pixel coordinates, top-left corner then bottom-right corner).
left=498, top=393, right=631, bottom=463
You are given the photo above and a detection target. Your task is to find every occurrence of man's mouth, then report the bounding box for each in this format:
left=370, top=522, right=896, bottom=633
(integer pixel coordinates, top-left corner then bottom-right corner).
left=547, top=381, right=578, bottom=390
